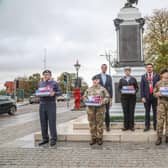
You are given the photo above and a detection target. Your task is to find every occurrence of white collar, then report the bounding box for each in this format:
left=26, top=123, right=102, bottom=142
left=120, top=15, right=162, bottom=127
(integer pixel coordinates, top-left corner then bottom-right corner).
left=101, top=73, right=106, bottom=76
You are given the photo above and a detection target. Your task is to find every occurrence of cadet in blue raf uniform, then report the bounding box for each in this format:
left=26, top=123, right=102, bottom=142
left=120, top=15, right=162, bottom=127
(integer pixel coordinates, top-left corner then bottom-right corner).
left=38, top=70, right=61, bottom=146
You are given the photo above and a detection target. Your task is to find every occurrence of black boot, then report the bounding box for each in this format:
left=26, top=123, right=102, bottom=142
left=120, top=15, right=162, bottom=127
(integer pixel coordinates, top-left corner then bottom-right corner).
left=106, top=126, right=110, bottom=132
left=38, top=140, right=49, bottom=146
left=165, top=136, right=168, bottom=143
left=89, top=138, right=97, bottom=145
left=122, top=127, right=129, bottom=131
left=50, top=140, right=56, bottom=146
left=155, top=137, right=162, bottom=145
left=144, top=127, right=150, bottom=132
left=97, top=138, right=103, bottom=145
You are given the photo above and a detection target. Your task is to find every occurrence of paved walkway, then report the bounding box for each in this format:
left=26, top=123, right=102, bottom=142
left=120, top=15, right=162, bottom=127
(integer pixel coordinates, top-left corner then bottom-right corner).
left=0, top=142, right=168, bottom=168
left=0, top=104, right=168, bottom=168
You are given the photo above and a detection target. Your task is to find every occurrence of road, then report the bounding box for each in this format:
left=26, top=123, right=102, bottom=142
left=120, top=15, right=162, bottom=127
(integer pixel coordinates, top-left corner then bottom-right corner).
left=0, top=101, right=85, bottom=146
left=0, top=101, right=74, bottom=129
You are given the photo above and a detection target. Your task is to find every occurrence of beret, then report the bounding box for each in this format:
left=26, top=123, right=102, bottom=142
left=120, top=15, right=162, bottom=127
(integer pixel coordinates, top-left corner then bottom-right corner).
left=92, top=75, right=99, bottom=81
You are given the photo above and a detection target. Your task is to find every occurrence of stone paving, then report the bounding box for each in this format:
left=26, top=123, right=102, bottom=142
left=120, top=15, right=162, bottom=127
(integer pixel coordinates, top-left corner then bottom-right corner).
left=0, top=104, right=168, bottom=168
left=0, top=142, right=168, bottom=168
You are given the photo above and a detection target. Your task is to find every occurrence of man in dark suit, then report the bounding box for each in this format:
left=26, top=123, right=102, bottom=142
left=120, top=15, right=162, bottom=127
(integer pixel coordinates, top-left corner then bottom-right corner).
left=140, top=63, right=160, bottom=131
left=97, top=64, right=113, bottom=131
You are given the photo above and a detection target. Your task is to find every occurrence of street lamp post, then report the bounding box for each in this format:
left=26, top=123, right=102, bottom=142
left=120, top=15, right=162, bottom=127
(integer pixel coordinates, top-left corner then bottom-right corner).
left=74, top=60, right=81, bottom=88
left=73, top=60, right=81, bottom=110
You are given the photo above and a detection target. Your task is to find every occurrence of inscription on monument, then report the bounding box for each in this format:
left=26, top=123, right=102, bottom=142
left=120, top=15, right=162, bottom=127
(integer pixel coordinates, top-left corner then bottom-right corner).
left=119, top=25, right=142, bottom=66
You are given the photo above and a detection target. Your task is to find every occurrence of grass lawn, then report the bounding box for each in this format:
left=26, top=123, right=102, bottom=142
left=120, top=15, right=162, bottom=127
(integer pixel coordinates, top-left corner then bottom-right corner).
left=110, top=115, right=153, bottom=122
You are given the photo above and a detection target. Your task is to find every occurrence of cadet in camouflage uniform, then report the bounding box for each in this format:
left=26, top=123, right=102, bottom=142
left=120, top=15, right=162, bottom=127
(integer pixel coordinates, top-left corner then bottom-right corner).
left=83, top=75, right=109, bottom=145
left=154, top=69, right=168, bottom=145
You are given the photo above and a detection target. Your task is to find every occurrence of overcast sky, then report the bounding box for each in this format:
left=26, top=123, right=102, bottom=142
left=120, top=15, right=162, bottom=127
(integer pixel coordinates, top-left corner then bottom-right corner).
left=0, top=0, right=168, bottom=88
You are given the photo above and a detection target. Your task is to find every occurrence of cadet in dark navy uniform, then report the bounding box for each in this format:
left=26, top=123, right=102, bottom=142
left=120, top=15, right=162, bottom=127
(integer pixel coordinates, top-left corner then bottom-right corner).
left=38, top=70, right=61, bottom=146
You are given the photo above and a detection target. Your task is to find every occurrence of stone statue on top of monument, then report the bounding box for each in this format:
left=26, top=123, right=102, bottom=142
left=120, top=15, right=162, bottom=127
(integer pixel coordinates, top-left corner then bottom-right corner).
left=124, top=0, right=138, bottom=8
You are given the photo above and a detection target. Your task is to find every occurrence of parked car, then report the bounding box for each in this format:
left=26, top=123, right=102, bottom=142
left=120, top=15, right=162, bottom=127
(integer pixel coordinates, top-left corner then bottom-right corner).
left=57, top=94, right=70, bottom=102
left=29, top=94, right=40, bottom=104
left=0, top=96, right=17, bottom=115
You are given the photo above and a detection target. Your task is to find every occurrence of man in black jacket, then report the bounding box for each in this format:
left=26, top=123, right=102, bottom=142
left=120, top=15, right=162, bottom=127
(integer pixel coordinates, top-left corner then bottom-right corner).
left=140, top=63, right=160, bottom=131
left=97, top=64, right=113, bottom=131
left=119, top=67, right=139, bottom=131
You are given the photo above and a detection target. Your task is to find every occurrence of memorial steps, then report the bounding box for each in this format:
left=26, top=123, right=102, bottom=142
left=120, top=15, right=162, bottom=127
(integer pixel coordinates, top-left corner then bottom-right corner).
left=109, top=103, right=145, bottom=115
left=34, top=104, right=158, bottom=143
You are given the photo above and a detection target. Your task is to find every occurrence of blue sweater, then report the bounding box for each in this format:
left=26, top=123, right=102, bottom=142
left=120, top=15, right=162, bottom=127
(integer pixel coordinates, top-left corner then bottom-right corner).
left=38, top=80, right=61, bottom=103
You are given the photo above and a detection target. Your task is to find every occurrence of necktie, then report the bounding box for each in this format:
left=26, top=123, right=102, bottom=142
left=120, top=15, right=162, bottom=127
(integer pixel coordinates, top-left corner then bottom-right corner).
left=148, top=73, right=153, bottom=94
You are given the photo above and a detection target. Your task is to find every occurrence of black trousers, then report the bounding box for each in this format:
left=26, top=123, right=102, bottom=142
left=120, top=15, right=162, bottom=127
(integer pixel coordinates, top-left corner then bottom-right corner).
left=144, top=95, right=157, bottom=129
left=121, top=95, right=136, bottom=129
left=39, top=102, right=57, bottom=142
left=105, top=103, right=110, bottom=128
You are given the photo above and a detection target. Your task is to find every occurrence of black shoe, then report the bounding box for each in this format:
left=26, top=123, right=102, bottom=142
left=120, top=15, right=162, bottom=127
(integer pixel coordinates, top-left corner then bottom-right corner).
left=89, top=139, right=97, bottom=145
left=165, top=136, right=168, bottom=143
left=155, top=137, right=162, bottom=145
left=38, top=140, right=49, bottom=146
left=144, top=127, right=150, bottom=132
left=50, top=141, right=56, bottom=146
left=154, top=126, right=156, bottom=131
left=106, top=126, right=110, bottom=132
left=122, top=128, right=129, bottom=131
left=97, top=138, right=103, bottom=145
left=130, top=128, right=135, bottom=131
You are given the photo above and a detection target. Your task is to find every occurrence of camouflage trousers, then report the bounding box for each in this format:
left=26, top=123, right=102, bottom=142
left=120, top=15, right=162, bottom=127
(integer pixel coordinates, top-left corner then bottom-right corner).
left=87, top=106, right=105, bottom=139
left=157, top=101, right=168, bottom=137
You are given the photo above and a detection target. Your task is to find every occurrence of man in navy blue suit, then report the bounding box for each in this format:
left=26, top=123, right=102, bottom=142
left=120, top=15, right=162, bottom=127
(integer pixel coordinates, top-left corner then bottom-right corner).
left=140, top=63, right=160, bottom=131
left=97, top=64, right=113, bottom=131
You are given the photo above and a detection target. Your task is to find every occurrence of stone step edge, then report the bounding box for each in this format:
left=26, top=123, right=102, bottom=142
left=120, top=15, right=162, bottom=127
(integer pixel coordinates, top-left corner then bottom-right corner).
left=34, top=131, right=157, bottom=142
left=73, top=123, right=153, bottom=130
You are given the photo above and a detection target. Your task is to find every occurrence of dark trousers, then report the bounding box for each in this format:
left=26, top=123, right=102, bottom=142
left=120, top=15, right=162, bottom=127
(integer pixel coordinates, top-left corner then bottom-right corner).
left=144, top=95, right=157, bottom=129
left=121, top=95, right=136, bottom=129
left=39, top=102, right=57, bottom=142
left=105, top=103, right=110, bottom=128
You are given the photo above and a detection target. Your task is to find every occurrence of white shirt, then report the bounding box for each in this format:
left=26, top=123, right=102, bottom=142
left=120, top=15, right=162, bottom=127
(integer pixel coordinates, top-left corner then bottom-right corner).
left=125, top=76, right=131, bottom=82
left=101, top=73, right=107, bottom=85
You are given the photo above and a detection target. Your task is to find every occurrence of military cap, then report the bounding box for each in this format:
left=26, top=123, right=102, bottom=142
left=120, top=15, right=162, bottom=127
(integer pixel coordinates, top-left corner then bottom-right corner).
left=92, top=75, right=99, bottom=81
left=160, top=69, right=168, bottom=75
left=42, top=69, right=52, bottom=75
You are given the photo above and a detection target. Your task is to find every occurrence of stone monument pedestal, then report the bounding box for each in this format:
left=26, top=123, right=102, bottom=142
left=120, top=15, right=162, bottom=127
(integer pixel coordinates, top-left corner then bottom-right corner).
left=113, top=6, right=145, bottom=103
left=114, top=7, right=145, bottom=67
